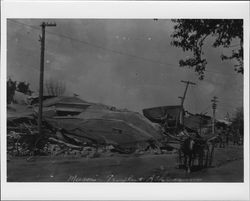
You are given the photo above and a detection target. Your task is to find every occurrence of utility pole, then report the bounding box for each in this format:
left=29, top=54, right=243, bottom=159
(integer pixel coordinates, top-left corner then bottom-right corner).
left=211, top=96, right=218, bottom=135
left=180, top=80, right=196, bottom=106
left=177, top=80, right=196, bottom=125
left=37, top=22, right=56, bottom=143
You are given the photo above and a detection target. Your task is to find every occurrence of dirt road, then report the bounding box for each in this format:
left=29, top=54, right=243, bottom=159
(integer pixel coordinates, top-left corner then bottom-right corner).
left=7, top=145, right=243, bottom=182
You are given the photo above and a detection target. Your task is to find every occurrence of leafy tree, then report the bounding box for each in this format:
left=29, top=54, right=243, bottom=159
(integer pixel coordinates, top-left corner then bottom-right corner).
left=231, top=107, right=243, bottom=137
left=171, top=19, right=243, bottom=79
left=17, top=81, right=32, bottom=95
left=7, top=78, right=16, bottom=104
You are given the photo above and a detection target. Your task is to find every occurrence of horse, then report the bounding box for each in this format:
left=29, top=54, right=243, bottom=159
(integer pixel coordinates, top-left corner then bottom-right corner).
left=179, top=137, right=195, bottom=173
left=179, top=136, right=207, bottom=173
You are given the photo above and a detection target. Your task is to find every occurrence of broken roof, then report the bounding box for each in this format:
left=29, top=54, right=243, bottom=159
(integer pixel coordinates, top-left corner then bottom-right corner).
left=79, top=106, right=161, bottom=138
left=142, top=105, right=183, bottom=124
left=45, top=106, right=163, bottom=146
left=45, top=117, right=154, bottom=145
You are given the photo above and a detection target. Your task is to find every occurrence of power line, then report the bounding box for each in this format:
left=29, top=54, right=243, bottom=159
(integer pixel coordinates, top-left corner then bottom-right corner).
left=9, top=19, right=168, bottom=52
left=9, top=19, right=176, bottom=67
left=8, top=19, right=239, bottom=77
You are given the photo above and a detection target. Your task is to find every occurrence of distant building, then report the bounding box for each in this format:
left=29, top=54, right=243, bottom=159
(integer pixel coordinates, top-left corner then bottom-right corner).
left=183, top=113, right=212, bottom=134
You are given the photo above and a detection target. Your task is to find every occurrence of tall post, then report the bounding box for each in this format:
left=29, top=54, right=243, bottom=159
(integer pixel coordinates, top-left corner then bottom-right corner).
left=38, top=23, right=45, bottom=140
left=211, top=96, right=218, bottom=135
left=180, top=80, right=196, bottom=106
left=37, top=22, right=56, bottom=144
left=177, top=80, right=196, bottom=126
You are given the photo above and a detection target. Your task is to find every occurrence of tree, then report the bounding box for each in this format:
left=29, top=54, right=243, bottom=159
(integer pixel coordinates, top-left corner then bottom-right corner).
left=171, top=19, right=243, bottom=79
left=7, top=78, right=16, bottom=104
left=45, top=78, right=66, bottom=96
left=17, top=81, right=32, bottom=95
left=231, top=107, right=243, bottom=137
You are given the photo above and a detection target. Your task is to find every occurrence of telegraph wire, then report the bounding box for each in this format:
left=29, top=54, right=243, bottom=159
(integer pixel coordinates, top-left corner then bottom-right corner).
left=8, top=19, right=176, bottom=67
left=8, top=19, right=239, bottom=77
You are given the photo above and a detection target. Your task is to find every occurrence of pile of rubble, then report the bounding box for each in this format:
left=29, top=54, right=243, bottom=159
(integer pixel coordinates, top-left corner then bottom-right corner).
left=7, top=115, right=170, bottom=158
left=7, top=129, right=171, bottom=158
left=7, top=94, right=171, bottom=158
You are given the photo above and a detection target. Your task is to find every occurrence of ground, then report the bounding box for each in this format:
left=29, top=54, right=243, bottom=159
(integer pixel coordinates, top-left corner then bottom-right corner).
left=7, top=144, right=243, bottom=182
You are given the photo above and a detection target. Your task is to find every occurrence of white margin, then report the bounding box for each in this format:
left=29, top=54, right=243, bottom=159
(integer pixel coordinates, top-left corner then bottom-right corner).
left=1, top=1, right=249, bottom=200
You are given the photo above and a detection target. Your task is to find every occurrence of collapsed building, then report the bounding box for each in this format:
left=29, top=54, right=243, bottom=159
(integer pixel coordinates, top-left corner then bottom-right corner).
left=143, top=105, right=214, bottom=136
left=7, top=93, right=165, bottom=157
left=143, top=105, right=183, bottom=132
left=8, top=90, right=222, bottom=159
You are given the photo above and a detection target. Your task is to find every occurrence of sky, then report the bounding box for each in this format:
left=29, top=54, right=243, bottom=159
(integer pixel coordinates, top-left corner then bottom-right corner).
left=7, top=19, right=243, bottom=119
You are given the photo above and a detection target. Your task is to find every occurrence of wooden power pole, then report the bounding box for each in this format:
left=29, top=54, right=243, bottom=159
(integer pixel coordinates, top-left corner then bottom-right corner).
left=37, top=22, right=56, bottom=142
left=180, top=80, right=196, bottom=106
left=177, top=80, right=196, bottom=125
left=211, top=96, right=218, bottom=135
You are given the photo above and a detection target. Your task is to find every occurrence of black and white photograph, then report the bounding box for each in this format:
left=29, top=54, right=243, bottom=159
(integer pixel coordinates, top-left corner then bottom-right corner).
left=1, top=1, right=249, bottom=200
left=6, top=18, right=244, bottom=182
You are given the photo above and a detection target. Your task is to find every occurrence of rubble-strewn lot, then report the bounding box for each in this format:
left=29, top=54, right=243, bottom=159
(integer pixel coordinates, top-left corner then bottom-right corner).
left=7, top=96, right=244, bottom=182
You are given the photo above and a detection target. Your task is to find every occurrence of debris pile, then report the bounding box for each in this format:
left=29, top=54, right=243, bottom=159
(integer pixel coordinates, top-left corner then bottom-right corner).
left=7, top=94, right=166, bottom=158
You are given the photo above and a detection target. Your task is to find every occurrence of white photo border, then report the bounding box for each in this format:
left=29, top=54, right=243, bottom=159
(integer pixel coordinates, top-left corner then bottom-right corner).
left=1, top=1, right=249, bottom=200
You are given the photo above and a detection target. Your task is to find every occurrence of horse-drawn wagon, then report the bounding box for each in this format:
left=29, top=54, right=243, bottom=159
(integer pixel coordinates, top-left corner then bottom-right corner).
left=143, top=105, right=218, bottom=172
